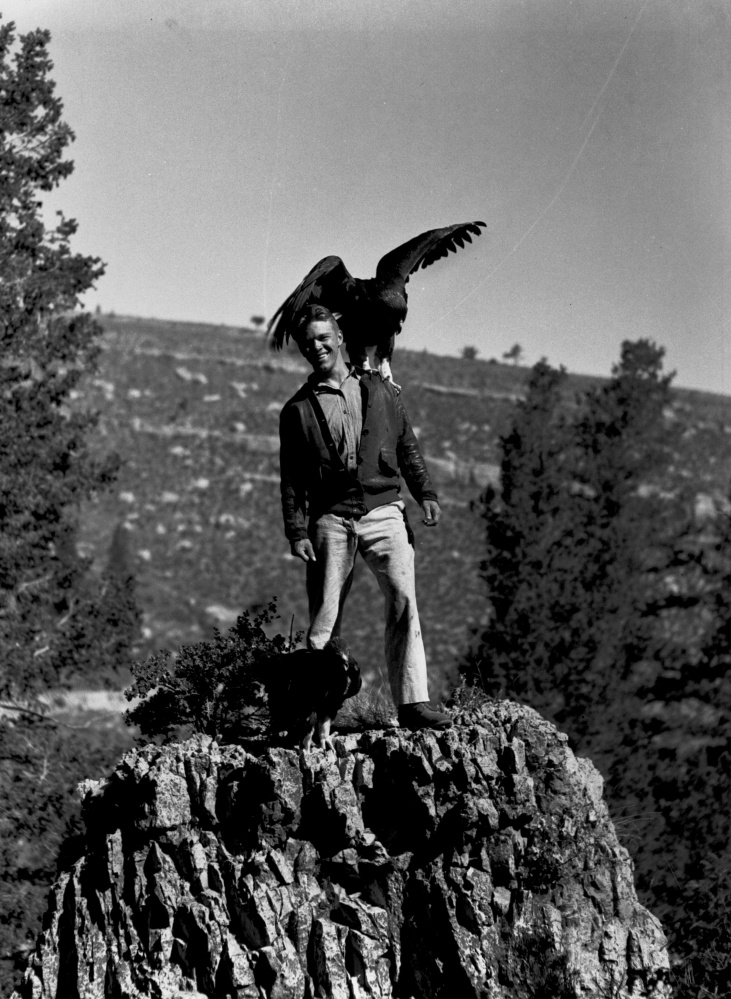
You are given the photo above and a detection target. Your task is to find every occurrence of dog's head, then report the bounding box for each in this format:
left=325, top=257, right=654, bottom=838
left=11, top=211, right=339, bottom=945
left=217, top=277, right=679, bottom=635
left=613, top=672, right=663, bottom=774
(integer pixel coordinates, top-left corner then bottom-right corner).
left=323, top=638, right=362, bottom=699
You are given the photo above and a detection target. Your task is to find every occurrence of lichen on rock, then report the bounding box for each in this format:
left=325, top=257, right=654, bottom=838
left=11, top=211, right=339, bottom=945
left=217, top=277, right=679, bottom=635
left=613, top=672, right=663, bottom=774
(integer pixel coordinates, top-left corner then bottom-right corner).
left=13, top=701, right=670, bottom=998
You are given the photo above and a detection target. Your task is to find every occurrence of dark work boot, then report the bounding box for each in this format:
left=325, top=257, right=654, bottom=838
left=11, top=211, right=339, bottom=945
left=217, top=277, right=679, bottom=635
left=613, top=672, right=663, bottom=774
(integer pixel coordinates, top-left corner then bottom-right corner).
left=397, top=702, right=453, bottom=731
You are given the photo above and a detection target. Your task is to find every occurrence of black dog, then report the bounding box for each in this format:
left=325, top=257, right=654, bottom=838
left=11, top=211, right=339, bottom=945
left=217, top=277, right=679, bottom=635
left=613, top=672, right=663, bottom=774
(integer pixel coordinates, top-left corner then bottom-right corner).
left=265, top=639, right=361, bottom=750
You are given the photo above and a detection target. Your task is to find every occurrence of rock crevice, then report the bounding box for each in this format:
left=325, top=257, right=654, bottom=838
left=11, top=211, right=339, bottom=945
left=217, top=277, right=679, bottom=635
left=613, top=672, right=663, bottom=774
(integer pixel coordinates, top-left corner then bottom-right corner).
left=15, top=702, right=669, bottom=998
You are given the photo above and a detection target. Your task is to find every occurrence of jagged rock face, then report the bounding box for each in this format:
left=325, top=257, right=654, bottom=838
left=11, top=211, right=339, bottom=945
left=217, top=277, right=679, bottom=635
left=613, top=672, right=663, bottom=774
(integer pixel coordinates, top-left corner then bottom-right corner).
left=14, top=702, right=670, bottom=999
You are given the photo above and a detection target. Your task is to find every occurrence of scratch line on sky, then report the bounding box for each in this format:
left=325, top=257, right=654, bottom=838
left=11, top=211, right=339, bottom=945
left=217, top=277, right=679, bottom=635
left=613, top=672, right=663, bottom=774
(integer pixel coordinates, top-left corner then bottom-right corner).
left=421, top=0, right=650, bottom=338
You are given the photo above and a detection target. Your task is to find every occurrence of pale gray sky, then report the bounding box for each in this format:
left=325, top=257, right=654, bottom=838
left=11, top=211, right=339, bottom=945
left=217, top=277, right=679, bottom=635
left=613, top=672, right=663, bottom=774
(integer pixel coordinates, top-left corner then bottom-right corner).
left=4, top=0, right=729, bottom=392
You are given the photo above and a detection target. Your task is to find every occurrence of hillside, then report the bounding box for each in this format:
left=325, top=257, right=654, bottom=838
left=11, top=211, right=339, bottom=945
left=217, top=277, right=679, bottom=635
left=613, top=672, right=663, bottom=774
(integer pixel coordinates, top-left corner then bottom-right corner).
left=78, top=315, right=731, bottom=698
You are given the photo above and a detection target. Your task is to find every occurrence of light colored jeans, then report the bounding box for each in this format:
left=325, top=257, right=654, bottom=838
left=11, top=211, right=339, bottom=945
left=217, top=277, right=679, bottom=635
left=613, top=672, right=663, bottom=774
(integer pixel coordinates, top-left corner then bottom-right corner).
left=306, top=502, right=429, bottom=706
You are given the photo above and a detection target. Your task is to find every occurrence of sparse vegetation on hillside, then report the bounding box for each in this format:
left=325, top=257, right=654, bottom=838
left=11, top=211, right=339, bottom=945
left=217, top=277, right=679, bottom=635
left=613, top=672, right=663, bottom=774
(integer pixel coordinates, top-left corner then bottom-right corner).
left=81, top=315, right=731, bottom=692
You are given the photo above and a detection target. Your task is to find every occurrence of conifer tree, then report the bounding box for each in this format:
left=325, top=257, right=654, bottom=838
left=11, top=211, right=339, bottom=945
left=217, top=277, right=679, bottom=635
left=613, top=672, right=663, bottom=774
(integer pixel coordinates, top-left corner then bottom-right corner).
left=463, top=359, right=571, bottom=709
left=463, top=341, right=678, bottom=737
left=0, top=23, right=139, bottom=988
left=461, top=339, right=731, bottom=992
left=0, top=18, right=122, bottom=701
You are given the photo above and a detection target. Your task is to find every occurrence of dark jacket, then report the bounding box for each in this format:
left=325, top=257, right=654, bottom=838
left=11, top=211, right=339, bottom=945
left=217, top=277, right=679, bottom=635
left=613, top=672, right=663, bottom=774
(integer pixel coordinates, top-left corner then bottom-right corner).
left=279, top=370, right=438, bottom=543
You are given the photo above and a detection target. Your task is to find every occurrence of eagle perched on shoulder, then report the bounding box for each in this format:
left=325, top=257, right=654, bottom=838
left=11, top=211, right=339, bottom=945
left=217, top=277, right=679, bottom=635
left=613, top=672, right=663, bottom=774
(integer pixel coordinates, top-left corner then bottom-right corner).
left=268, top=220, right=486, bottom=386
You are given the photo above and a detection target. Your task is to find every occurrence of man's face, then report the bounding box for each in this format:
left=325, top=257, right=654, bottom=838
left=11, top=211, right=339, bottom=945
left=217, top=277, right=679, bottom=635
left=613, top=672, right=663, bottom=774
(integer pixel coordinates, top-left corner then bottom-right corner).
left=296, top=320, right=343, bottom=376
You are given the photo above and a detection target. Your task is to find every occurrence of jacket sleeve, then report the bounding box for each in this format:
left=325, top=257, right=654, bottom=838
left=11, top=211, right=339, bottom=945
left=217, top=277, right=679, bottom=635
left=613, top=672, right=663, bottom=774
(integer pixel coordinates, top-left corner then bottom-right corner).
left=395, top=392, right=439, bottom=505
left=279, top=403, right=309, bottom=543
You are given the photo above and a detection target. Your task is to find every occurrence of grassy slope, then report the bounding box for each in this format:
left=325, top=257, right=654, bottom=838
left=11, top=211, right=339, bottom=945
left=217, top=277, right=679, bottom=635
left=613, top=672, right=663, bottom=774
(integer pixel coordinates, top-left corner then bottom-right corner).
left=79, top=315, right=731, bottom=700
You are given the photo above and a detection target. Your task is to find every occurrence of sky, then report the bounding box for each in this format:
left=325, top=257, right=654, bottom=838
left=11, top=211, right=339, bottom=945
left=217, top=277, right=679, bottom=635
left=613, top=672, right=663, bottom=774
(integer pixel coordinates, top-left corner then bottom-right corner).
left=3, top=0, right=729, bottom=392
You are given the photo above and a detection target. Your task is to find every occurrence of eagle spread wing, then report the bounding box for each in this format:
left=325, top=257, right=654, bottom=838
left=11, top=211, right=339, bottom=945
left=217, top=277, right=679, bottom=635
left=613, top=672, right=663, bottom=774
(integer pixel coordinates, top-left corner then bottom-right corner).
left=267, top=220, right=486, bottom=360
left=375, top=220, right=486, bottom=283
left=267, top=255, right=356, bottom=349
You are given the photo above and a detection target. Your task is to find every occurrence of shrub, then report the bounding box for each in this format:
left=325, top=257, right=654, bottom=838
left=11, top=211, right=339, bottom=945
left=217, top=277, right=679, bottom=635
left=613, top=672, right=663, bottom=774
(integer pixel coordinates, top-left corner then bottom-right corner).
left=125, top=600, right=302, bottom=742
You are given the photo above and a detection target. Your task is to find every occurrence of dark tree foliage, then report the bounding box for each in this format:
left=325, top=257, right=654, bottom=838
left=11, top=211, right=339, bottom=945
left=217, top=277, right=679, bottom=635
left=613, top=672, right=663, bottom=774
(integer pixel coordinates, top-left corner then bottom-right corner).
left=0, top=19, right=139, bottom=993
left=0, top=18, right=122, bottom=701
left=463, top=341, right=679, bottom=735
left=54, top=523, right=142, bottom=687
left=502, top=343, right=523, bottom=365
left=126, top=600, right=303, bottom=743
left=609, top=501, right=731, bottom=998
left=0, top=719, right=133, bottom=989
left=462, top=339, right=731, bottom=995
left=464, top=360, right=572, bottom=709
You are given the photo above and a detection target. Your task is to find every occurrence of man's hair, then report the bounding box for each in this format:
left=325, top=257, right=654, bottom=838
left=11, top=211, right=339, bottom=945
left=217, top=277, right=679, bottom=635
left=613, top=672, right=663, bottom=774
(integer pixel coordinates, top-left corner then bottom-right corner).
left=292, top=304, right=340, bottom=342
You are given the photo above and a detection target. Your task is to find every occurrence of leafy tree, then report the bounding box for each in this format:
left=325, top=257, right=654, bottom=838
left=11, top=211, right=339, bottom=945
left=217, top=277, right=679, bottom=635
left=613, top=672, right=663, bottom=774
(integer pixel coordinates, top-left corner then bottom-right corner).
left=250, top=314, right=266, bottom=329
left=461, top=345, right=479, bottom=361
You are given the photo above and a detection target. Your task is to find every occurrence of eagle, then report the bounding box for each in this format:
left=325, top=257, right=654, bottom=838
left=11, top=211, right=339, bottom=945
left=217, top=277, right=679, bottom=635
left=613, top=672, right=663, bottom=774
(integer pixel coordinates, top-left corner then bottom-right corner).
left=268, top=220, right=486, bottom=385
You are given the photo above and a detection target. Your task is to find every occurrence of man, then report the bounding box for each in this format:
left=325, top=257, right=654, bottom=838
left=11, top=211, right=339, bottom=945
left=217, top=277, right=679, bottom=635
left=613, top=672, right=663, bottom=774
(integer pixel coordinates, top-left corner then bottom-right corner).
left=279, top=304, right=451, bottom=731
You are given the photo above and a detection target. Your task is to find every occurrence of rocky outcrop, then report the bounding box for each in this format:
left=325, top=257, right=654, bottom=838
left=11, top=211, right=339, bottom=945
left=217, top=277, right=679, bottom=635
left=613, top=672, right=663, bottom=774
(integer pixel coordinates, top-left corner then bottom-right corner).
left=14, top=702, right=670, bottom=998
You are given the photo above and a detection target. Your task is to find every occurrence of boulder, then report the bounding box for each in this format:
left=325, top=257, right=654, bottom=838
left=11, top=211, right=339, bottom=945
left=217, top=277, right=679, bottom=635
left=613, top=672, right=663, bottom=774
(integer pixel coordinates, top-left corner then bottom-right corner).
left=13, top=701, right=670, bottom=998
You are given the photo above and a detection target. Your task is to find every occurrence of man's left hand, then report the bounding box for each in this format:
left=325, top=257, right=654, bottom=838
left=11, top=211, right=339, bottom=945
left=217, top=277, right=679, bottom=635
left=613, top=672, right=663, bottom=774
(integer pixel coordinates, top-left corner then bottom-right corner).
left=421, top=500, right=441, bottom=527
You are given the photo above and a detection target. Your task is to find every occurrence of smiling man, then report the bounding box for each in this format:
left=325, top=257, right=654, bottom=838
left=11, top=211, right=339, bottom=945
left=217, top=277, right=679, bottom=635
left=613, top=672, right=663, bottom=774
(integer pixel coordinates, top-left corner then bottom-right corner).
left=278, top=304, right=451, bottom=730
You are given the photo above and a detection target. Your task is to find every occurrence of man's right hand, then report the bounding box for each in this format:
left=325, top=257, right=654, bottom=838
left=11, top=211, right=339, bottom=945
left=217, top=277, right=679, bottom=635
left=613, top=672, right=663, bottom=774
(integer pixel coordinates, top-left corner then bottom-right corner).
left=291, top=539, right=317, bottom=562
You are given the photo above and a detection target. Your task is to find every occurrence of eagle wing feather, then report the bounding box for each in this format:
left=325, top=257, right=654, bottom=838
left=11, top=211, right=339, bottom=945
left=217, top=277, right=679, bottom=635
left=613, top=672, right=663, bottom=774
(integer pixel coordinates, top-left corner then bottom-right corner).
left=375, top=220, right=485, bottom=284
left=268, top=255, right=356, bottom=349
